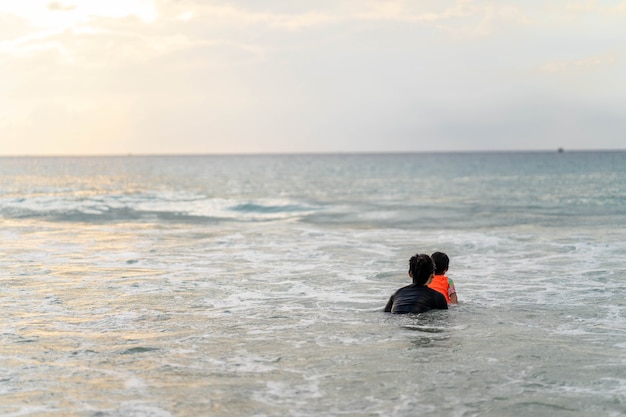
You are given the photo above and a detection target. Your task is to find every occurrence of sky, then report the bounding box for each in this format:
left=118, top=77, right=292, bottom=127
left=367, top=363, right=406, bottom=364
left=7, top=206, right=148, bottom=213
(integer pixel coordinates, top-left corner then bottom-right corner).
left=0, top=0, right=625, bottom=155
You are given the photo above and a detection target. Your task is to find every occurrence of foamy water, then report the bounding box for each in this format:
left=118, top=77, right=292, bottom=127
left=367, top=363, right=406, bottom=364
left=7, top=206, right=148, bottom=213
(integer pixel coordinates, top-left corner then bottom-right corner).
left=1, top=153, right=625, bottom=416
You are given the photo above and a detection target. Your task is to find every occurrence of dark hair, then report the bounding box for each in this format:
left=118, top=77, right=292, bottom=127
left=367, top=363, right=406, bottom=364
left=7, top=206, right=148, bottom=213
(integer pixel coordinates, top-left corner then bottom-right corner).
left=431, top=252, right=449, bottom=275
left=409, top=254, right=435, bottom=286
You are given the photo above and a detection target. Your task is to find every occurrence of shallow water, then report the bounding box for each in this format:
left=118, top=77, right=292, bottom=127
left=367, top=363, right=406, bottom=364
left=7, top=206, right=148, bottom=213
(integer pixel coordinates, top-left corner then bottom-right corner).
left=1, top=152, right=625, bottom=416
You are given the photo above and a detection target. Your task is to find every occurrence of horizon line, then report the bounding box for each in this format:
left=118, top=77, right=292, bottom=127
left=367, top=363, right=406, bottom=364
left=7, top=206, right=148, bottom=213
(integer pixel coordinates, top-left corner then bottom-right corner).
left=1, top=148, right=625, bottom=158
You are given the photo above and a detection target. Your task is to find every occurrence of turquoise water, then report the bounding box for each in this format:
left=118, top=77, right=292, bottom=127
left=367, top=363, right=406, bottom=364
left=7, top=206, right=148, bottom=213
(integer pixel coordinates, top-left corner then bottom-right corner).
left=1, top=152, right=625, bottom=416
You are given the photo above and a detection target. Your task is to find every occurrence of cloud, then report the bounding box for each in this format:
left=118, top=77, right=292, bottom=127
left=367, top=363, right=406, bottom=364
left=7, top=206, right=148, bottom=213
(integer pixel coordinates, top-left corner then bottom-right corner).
left=47, top=1, right=77, bottom=12
left=0, top=1, right=532, bottom=71
left=1, top=17, right=262, bottom=71
left=355, top=0, right=477, bottom=23
left=173, top=0, right=532, bottom=36
left=2, top=0, right=626, bottom=154
left=171, top=3, right=341, bottom=30
left=539, top=51, right=618, bottom=74
left=566, top=0, right=626, bottom=13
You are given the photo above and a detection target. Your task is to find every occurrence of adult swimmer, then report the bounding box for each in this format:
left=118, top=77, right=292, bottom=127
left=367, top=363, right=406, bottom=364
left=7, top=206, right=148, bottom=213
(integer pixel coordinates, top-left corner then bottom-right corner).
left=384, top=253, right=448, bottom=314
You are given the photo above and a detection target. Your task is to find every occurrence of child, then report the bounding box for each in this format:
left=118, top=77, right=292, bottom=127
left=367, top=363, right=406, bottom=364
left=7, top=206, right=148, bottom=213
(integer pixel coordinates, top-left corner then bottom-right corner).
left=428, top=252, right=458, bottom=305
left=384, top=253, right=448, bottom=314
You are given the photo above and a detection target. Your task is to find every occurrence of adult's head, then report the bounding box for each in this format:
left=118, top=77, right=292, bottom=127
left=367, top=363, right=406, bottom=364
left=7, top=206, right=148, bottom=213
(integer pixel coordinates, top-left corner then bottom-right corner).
left=431, top=252, right=449, bottom=275
left=408, top=254, right=435, bottom=286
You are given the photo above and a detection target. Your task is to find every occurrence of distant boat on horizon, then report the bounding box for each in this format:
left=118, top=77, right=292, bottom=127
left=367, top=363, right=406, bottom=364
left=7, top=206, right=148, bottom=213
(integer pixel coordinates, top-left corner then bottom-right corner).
left=558, top=147, right=564, bottom=153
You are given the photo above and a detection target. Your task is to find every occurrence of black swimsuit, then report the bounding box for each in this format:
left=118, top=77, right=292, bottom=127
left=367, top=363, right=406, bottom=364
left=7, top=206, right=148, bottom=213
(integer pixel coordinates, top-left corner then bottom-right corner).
left=384, top=284, right=448, bottom=314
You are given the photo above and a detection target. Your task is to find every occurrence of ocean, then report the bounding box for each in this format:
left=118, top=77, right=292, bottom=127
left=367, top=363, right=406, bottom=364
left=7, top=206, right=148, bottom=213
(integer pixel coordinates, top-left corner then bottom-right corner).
left=0, top=151, right=625, bottom=417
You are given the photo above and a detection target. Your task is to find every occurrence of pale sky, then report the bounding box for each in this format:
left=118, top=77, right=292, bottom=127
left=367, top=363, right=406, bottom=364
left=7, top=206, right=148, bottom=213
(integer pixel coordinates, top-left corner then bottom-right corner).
left=1, top=0, right=625, bottom=155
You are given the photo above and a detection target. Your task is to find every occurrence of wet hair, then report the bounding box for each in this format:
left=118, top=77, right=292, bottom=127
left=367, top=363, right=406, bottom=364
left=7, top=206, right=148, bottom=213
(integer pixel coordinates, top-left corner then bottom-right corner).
left=431, top=252, right=449, bottom=275
left=409, top=254, right=435, bottom=286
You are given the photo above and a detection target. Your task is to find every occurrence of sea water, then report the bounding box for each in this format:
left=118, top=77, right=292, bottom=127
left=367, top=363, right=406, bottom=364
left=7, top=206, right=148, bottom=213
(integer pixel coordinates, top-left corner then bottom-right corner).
left=0, top=152, right=625, bottom=417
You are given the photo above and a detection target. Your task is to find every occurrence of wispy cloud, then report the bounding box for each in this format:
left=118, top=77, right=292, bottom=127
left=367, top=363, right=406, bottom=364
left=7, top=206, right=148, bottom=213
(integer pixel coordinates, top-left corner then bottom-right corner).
left=566, top=0, right=626, bottom=13
left=185, top=1, right=531, bottom=35
left=2, top=0, right=625, bottom=154
left=539, top=51, right=618, bottom=73
left=355, top=0, right=478, bottom=23
left=47, top=1, right=77, bottom=12
left=181, top=4, right=342, bottom=30
left=0, top=0, right=532, bottom=66
left=0, top=28, right=72, bottom=60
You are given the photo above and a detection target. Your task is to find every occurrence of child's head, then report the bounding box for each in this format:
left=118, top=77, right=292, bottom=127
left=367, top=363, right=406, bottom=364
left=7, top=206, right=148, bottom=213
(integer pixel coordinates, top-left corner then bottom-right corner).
left=431, top=251, right=449, bottom=275
left=408, top=254, right=435, bottom=286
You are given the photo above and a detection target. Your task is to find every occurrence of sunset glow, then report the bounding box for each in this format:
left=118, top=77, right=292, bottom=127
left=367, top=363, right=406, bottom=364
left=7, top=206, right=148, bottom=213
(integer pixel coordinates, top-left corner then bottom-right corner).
left=1, top=0, right=157, bottom=28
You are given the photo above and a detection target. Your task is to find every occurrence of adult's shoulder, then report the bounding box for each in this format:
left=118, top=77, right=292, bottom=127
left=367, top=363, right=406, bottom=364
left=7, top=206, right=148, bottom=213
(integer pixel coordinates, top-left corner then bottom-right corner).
left=395, top=284, right=415, bottom=293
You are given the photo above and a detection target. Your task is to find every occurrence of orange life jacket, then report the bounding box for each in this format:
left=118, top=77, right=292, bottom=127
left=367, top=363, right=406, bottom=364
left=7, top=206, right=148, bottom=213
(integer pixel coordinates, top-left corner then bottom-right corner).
left=428, top=274, right=450, bottom=304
